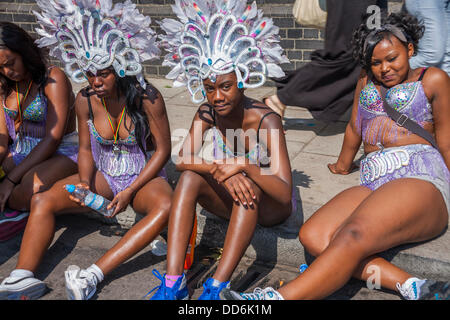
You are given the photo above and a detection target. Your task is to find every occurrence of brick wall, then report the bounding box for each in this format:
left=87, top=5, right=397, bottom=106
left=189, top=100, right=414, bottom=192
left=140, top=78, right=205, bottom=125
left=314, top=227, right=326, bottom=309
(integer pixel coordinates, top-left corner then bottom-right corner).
left=0, top=0, right=402, bottom=78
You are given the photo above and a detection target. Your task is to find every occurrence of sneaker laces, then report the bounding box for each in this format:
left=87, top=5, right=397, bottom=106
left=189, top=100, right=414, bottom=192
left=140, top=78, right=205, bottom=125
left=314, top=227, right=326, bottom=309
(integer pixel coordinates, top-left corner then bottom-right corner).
left=66, top=266, right=98, bottom=294
left=240, top=287, right=283, bottom=300
left=142, top=269, right=166, bottom=299
left=396, top=278, right=423, bottom=300
left=240, top=287, right=265, bottom=300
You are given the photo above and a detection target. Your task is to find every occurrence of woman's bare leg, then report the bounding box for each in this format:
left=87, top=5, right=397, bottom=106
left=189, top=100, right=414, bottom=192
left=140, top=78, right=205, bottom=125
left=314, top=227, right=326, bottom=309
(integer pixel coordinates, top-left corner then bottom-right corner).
left=15, top=170, right=113, bottom=273
left=165, top=171, right=232, bottom=276
left=278, top=179, right=448, bottom=300
left=94, top=177, right=173, bottom=276
left=299, top=185, right=414, bottom=291
left=7, top=155, right=77, bottom=211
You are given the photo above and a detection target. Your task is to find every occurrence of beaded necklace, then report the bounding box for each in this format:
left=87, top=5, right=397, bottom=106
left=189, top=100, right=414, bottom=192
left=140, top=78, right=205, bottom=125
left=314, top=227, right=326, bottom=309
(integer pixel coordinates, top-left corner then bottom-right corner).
left=101, top=98, right=126, bottom=155
left=15, top=80, right=33, bottom=124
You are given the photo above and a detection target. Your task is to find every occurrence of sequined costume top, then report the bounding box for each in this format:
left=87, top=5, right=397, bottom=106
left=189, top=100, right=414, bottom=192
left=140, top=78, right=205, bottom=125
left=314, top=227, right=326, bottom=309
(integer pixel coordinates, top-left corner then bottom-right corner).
left=355, top=68, right=433, bottom=146
left=84, top=87, right=166, bottom=196
left=3, top=86, right=78, bottom=164
left=3, top=90, right=47, bottom=141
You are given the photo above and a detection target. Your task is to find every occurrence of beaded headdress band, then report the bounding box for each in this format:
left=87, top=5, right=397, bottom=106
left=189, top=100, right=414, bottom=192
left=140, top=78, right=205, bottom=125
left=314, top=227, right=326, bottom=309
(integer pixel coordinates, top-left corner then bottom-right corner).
left=159, top=0, right=289, bottom=103
left=363, top=24, right=408, bottom=56
left=33, top=0, right=160, bottom=89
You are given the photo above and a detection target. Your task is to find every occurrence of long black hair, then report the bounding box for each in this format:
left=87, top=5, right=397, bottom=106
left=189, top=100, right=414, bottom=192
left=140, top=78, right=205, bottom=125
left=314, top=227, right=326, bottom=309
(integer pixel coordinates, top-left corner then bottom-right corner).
left=352, top=11, right=424, bottom=71
left=0, top=22, right=48, bottom=95
left=115, top=75, right=151, bottom=155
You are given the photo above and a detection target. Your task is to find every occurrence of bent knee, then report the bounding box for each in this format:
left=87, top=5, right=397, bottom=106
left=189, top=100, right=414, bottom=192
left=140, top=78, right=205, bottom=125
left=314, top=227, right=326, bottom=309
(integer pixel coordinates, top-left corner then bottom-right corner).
left=298, top=225, right=329, bottom=257
left=177, top=170, right=205, bottom=188
left=30, top=192, right=55, bottom=210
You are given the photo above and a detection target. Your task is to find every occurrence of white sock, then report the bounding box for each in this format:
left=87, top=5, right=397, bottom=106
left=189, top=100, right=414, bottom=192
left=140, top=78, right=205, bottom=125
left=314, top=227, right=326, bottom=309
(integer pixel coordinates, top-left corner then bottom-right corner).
left=86, top=264, right=104, bottom=283
left=10, top=269, right=34, bottom=279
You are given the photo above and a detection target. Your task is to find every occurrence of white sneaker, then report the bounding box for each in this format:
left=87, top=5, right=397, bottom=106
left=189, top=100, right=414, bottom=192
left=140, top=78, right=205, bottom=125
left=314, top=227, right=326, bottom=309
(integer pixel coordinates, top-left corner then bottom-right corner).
left=0, top=275, right=46, bottom=300
left=221, top=287, right=284, bottom=300
left=64, top=265, right=98, bottom=300
left=396, top=277, right=427, bottom=300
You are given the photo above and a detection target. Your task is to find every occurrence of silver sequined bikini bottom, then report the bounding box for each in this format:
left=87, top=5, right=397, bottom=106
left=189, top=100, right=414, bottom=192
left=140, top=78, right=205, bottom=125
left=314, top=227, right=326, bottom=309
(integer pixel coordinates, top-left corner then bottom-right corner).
left=360, top=144, right=450, bottom=213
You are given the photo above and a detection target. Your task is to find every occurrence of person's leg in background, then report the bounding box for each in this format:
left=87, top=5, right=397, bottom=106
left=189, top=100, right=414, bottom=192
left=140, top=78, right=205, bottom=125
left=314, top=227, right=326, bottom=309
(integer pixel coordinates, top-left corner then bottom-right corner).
left=405, top=0, right=448, bottom=74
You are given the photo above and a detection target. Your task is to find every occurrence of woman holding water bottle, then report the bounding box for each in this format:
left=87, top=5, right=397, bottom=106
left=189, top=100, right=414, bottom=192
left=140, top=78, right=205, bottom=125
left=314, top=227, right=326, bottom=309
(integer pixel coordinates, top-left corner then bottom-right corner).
left=0, top=0, right=172, bottom=300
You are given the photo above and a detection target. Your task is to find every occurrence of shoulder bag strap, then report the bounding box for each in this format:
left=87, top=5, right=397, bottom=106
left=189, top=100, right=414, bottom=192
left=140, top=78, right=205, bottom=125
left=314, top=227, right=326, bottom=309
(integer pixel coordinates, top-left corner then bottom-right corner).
left=379, top=85, right=438, bottom=149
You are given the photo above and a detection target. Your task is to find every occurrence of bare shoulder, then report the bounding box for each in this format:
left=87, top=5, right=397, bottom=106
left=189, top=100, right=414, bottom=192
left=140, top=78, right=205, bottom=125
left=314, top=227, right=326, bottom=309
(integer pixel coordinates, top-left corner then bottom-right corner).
left=45, top=66, right=71, bottom=85
left=422, top=66, right=449, bottom=84
left=141, top=84, right=168, bottom=120
left=74, top=87, right=91, bottom=114
left=420, top=67, right=450, bottom=100
left=245, top=98, right=282, bottom=130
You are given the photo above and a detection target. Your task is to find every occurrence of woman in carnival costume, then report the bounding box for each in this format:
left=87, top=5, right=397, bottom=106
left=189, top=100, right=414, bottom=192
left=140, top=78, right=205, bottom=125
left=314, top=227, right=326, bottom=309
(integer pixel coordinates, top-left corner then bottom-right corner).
left=0, top=22, right=78, bottom=215
left=146, top=0, right=295, bottom=300
left=223, top=11, right=450, bottom=300
left=0, top=0, right=172, bottom=300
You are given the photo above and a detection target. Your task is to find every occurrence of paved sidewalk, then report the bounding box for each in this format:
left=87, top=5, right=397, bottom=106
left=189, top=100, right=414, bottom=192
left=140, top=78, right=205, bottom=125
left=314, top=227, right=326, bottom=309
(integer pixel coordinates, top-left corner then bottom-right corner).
left=0, top=77, right=448, bottom=300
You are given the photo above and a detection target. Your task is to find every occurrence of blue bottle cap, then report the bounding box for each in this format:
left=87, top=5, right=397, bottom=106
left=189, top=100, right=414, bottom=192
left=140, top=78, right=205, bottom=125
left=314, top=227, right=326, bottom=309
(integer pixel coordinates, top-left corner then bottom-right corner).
left=299, top=264, right=308, bottom=273
left=65, top=184, right=75, bottom=193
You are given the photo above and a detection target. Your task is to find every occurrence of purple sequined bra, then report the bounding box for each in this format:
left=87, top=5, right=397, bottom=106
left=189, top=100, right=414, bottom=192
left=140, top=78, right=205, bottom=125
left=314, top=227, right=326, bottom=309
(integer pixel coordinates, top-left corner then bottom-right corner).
left=3, top=89, right=78, bottom=164
left=86, top=92, right=166, bottom=196
left=355, top=78, right=433, bottom=146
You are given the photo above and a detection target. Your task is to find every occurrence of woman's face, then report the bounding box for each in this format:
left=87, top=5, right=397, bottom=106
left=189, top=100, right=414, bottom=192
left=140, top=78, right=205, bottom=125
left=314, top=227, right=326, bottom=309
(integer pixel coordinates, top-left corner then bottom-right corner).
left=370, top=35, right=414, bottom=87
left=202, top=72, right=244, bottom=117
left=0, top=48, right=29, bottom=82
left=86, top=68, right=117, bottom=99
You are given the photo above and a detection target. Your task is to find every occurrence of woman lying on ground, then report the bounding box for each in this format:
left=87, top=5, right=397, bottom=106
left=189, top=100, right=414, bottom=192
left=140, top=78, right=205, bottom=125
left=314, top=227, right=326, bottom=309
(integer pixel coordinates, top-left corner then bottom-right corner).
left=0, top=0, right=172, bottom=300
left=222, top=11, right=450, bottom=301
left=147, top=0, right=295, bottom=300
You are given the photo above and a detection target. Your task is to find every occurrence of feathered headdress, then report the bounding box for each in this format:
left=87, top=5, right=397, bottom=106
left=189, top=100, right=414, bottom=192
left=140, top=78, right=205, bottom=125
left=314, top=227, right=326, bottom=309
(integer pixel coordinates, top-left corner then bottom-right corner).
left=159, top=0, right=290, bottom=103
left=33, top=0, right=160, bottom=89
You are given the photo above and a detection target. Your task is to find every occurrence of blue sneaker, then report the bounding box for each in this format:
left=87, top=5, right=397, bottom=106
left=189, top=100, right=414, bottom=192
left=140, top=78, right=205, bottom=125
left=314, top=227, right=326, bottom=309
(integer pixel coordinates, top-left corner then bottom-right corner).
left=198, top=278, right=230, bottom=300
left=143, top=269, right=188, bottom=300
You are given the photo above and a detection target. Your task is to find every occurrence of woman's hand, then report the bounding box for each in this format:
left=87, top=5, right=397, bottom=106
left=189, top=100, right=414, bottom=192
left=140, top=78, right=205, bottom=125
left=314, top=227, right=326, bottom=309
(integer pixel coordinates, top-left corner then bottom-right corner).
left=222, top=173, right=257, bottom=208
left=327, top=162, right=358, bottom=175
left=67, top=182, right=90, bottom=206
left=107, top=187, right=135, bottom=217
left=210, top=158, right=246, bottom=183
left=0, top=179, right=15, bottom=212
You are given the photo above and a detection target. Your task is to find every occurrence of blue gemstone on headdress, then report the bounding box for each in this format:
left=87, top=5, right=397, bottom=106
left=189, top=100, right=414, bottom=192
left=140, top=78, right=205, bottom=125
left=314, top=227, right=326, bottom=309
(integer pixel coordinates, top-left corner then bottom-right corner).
left=238, top=82, right=244, bottom=89
left=85, top=51, right=90, bottom=58
left=119, top=70, right=125, bottom=77
left=208, top=58, right=212, bottom=65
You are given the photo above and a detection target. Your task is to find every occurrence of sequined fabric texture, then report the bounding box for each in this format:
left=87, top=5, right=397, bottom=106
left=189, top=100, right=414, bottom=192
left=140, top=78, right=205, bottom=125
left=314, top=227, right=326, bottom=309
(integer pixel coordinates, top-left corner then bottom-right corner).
left=355, top=81, right=433, bottom=146
left=360, top=144, right=450, bottom=213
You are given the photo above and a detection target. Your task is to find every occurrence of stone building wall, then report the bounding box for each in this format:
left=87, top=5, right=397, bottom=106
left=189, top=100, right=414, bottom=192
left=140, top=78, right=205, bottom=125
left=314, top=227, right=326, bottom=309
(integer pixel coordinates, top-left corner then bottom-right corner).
left=0, top=0, right=402, bottom=78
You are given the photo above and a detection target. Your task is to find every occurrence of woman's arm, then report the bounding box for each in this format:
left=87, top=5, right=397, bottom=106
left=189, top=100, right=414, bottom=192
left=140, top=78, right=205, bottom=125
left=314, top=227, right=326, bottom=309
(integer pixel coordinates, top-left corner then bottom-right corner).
left=328, top=70, right=366, bottom=174
left=0, top=92, right=10, bottom=165
left=6, top=67, right=73, bottom=183
left=125, top=88, right=172, bottom=193
left=213, top=113, right=293, bottom=206
left=75, top=90, right=96, bottom=188
left=175, top=104, right=215, bottom=174
left=423, top=67, right=450, bottom=170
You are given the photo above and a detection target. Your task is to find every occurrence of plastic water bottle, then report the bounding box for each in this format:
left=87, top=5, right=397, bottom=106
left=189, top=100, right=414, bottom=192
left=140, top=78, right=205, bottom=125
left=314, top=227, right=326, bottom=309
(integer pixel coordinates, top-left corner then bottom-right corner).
left=64, top=184, right=114, bottom=217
